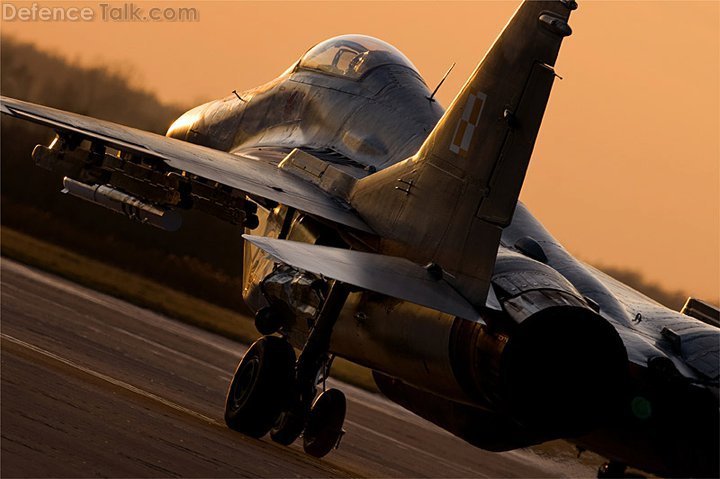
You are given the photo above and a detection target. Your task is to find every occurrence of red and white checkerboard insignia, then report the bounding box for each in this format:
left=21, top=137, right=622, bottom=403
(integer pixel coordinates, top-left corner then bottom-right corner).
left=449, top=91, right=487, bottom=157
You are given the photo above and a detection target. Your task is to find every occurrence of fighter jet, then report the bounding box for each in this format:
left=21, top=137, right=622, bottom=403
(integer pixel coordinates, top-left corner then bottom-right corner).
left=2, top=1, right=717, bottom=477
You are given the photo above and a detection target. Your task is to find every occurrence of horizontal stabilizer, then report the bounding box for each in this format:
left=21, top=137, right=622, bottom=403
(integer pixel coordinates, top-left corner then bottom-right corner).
left=243, top=235, right=483, bottom=323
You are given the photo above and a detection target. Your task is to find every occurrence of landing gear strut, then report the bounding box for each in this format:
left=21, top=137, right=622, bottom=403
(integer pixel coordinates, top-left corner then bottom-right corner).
left=224, top=280, right=349, bottom=458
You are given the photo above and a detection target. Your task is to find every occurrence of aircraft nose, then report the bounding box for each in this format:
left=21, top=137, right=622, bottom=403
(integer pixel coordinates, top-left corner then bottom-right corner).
left=500, top=306, right=628, bottom=436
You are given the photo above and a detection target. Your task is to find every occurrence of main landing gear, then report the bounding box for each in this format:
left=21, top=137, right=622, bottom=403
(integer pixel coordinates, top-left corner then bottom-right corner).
left=224, top=281, right=349, bottom=458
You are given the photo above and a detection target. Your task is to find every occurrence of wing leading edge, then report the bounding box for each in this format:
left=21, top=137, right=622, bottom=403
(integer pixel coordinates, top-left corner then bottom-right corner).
left=0, top=96, right=372, bottom=233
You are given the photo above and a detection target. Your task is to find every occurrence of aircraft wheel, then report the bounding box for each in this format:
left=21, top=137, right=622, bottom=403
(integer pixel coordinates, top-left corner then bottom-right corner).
left=303, top=388, right=346, bottom=458
left=254, top=306, right=283, bottom=335
left=270, top=408, right=305, bottom=446
left=224, top=336, right=295, bottom=438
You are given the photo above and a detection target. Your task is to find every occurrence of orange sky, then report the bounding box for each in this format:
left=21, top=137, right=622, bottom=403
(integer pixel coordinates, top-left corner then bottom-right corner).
left=2, top=1, right=718, bottom=301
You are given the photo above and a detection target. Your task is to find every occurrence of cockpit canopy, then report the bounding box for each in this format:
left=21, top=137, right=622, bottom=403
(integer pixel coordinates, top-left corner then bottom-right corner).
left=297, top=34, right=419, bottom=80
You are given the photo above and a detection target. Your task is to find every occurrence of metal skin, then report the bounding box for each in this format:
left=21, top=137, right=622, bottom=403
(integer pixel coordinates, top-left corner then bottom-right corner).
left=167, top=56, right=441, bottom=173
left=1, top=1, right=717, bottom=477
left=166, top=21, right=717, bottom=479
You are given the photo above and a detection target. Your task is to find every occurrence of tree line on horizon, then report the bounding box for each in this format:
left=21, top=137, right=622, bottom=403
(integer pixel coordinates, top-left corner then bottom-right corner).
left=1, top=35, right=247, bottom=312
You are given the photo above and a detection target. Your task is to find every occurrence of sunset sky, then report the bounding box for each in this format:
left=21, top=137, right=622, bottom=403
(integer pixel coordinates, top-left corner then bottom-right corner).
left=2, top=1, right=718, bottom=301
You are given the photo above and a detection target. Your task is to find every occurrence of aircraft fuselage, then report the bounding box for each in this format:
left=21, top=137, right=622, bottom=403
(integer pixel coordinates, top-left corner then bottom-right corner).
left=164, top=37, right=718, bottom=478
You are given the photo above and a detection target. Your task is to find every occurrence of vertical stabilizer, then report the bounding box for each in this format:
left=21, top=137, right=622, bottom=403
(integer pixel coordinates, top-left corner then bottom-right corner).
left=350, top=0, right=576, bottom=306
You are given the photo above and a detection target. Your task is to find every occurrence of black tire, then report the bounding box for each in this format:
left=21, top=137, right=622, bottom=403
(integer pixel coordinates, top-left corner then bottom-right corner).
left=224, top=336, right=295, bottom=438
left=254, top=306, right=283, bottom=335
left=303, top=388, right=346, bottom=458
left=270, top=408, right=305, bottom=446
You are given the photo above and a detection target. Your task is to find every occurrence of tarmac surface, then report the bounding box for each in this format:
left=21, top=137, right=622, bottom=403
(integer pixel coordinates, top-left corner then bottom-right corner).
left=1, top=258, right=597, bottom=477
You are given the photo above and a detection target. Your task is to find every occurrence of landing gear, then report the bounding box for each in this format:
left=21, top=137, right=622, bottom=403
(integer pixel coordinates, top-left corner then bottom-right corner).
left=224, top=336, right=295, bottom=437
left=254, top=306, right=283, bottom=335
left=303, top=388, right=347, bottom=457
left=225, top=280, right=350, bottom=458
left=270, top=406, right=305, bottom=445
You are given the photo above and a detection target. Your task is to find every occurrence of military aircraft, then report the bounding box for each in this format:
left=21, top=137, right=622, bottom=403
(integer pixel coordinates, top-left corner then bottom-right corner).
left=2, top=0, right=718, bottom=477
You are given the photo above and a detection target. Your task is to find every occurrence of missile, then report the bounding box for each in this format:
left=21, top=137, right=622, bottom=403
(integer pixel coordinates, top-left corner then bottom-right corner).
left=61, top=177, right=182, bottom=231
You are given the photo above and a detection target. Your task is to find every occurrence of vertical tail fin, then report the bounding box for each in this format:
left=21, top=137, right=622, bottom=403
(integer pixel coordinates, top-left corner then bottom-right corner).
left=350, top=0, right=576, bottom=305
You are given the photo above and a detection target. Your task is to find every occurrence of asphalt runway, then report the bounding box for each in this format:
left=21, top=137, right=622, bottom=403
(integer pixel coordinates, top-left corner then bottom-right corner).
left=1, top=258, right=597, bottom=478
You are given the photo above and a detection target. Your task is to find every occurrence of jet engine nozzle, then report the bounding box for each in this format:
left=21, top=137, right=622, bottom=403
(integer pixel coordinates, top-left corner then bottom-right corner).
left=450, top=251, right=629, bottom=439
left=501, top=303, right=628, bottom=436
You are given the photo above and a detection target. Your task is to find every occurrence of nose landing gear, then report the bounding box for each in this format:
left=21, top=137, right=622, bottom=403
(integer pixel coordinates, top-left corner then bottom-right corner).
left=224, top=281, right=349, bottom=458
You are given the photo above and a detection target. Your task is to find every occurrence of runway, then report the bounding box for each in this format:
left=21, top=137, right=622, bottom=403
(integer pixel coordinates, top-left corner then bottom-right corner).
left=1, top=258, right=596, bottom=477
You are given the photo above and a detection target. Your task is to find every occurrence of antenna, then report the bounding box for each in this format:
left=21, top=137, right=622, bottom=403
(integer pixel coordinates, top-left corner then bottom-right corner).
left=232, top=90, right=247, bottom=102
left=426, top=62, right=455, bottom=103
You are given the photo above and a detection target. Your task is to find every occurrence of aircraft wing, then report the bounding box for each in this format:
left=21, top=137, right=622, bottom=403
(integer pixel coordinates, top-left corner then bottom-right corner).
left=243, top=235, right=484, bottom=323
left=0, top=96, right=372, bottom=233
